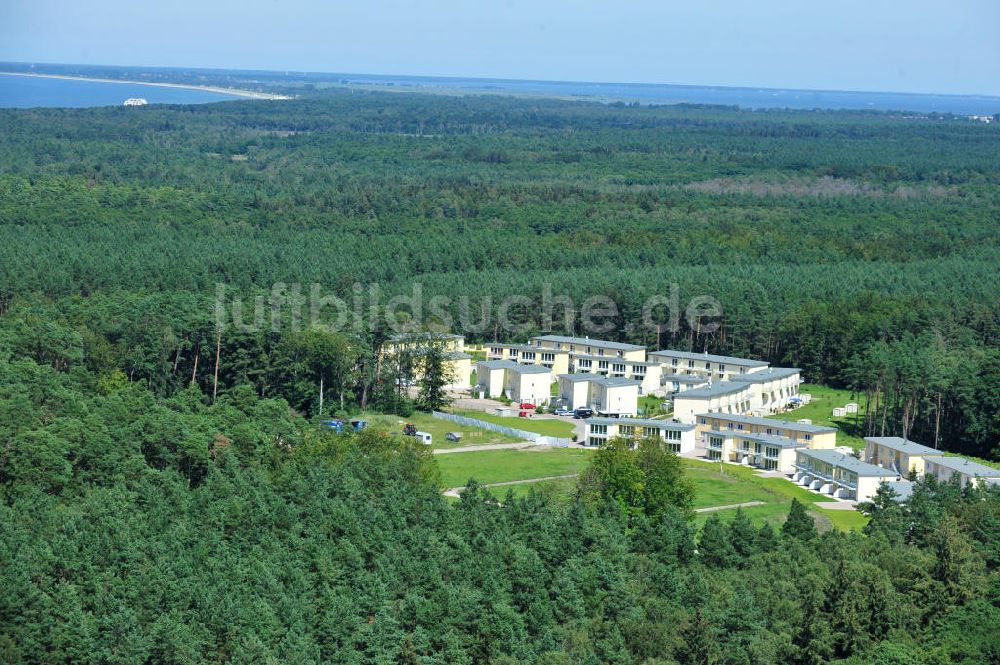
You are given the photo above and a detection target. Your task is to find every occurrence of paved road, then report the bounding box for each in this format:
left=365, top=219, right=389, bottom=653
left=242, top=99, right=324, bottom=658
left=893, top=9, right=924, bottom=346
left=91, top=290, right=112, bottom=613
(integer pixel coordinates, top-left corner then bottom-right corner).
left=693, top=500, right=766, bottom=513
left=442, top=474, right=579, bottom=497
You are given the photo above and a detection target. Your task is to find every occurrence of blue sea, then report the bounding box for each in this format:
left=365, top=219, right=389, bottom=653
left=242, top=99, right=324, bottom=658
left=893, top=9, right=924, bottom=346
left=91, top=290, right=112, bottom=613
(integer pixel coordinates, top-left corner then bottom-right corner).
left=2, top=68, right=1000, bottom=115
left=0, top=74, right=241, bottom=108
left=336, top=73, right=1000, bottom=115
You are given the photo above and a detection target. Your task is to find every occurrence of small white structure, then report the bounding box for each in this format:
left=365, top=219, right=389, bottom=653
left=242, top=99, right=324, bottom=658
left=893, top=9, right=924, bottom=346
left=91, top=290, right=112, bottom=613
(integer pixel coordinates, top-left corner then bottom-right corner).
left=414, top=431, right=432, bottom=445
left=797, top=418, right=813, bottom=425
left=845, top=403, right=859, bottom=413
left=123, top=98, right=148, bottom=106
left=832, top=407, right=847, bottom=417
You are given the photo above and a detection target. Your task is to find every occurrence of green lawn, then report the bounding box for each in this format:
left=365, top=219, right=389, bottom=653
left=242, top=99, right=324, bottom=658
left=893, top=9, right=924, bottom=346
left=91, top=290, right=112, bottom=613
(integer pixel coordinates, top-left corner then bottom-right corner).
left=638, top=395, right=669, bottom=417
left=436, top=447, right=594, bottom=489
left=769, top=383, right=868, bottom=451
left=683, top=459, right=869, bottom=533
left=360, top=412, right=520, bottom=449
left=449, top=410, right=576, bottom=438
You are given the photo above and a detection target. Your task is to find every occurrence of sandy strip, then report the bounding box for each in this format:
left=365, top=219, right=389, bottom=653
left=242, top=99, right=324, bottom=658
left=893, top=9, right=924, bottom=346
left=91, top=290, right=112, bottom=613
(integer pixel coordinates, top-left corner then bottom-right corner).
left=0, top=71, right=292, bottom=100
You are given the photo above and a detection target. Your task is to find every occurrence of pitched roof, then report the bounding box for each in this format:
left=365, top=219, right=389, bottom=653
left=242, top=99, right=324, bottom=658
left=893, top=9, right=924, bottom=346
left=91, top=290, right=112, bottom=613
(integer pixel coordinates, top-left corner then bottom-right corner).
left=730, top=367, right=801, bottom=383
left=662, top=373, right=711, bottom=384
left=557, top=373, right=640, bottom=387
left=864, top=436, right=942, bottom=457
left=732, top=432, right=805, bottom=449
left=797, top=449, right=898, bottom=477
left=673, top=381, right=751, bottom=399
left=697, top=413, right=837, bottom=434
left=587, top=417, right=695, bottom=431
left=928, top=456, right=1000, bottom=479
left=532, top=335, right=646, bottom=352
left=650, top=349, right=769, bottom=367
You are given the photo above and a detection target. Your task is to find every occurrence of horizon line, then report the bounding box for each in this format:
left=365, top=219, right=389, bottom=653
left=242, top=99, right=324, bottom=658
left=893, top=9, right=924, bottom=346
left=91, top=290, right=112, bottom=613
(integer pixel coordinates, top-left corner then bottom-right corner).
left=4, top=59, right=1000, bottom=102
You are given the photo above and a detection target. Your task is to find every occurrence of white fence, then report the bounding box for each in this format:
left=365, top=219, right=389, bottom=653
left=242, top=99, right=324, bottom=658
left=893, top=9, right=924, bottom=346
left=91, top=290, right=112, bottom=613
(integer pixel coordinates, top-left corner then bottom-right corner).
left=432, top=411, right=571, bottom=447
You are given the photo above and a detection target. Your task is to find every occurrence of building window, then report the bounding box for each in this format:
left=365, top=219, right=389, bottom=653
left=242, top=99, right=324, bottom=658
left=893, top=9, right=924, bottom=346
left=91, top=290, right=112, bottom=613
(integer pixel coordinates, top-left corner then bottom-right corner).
left=688, top=360, right=695, bottom=368
left=672, top=359, right=678, bottom=367
left=588, top=437, right=604, bottom=447
left=705, top=362, right=711, bottom=370
left=719, top=364, right=726, bottom=372
left=617, top=351, right=623, bottom=358
left=590, top=424, right=607, bottom=435
left=620, top=426, right=635, bottom=436
left=643, top=427, right=658, bottom=437
left=699, top=418, right=706, bottom=425
left=665, top=430, right=680, bottom=441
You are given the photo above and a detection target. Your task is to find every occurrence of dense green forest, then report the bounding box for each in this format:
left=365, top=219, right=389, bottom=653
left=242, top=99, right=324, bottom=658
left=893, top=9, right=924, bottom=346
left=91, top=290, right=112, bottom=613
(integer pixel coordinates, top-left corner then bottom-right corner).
left=2, top=82, right=1000, bottom=663
left=1, top=358, right=999, bottom=663
left=0, top=90, right=997, bottom=456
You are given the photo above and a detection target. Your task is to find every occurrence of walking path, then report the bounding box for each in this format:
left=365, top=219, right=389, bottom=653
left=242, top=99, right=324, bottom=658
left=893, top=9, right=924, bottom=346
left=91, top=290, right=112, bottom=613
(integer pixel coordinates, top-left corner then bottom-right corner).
left=433, top=442, right=541, bottom=455
left=693, top=501, right=766, bottom=514
left=442, top=474, right=579, bottom=498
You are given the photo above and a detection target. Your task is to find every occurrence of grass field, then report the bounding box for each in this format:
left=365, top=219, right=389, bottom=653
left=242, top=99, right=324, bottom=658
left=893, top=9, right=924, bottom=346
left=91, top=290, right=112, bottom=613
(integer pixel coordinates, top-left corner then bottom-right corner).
left=684, top=459, right=869, bottom=532
left=360, top=412, right=520, bottom=449
left=769, top=383, right=869, bottom=451
left=436, top=447, right=594, bottom=489
left=450, top=410, right=576, bottom=438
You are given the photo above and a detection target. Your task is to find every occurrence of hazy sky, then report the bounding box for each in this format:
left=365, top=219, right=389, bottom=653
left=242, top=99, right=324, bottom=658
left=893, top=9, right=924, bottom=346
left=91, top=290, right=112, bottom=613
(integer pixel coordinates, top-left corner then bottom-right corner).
left=2, top=0, right=999, bottom=96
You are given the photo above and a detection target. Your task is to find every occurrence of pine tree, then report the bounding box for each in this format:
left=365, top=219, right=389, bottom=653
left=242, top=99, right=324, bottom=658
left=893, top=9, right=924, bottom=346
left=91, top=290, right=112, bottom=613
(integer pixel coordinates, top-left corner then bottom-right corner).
left=416, top=344, right=452, bottom=412
left=782, top=499, right=817, bottom=541
left=698, top=514, right=736, bottom=568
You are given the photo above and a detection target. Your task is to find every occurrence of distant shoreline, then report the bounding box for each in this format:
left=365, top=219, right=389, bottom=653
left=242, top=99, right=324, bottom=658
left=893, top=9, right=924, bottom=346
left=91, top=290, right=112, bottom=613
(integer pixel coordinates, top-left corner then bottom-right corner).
left=0, top=71, right=292, bottom=100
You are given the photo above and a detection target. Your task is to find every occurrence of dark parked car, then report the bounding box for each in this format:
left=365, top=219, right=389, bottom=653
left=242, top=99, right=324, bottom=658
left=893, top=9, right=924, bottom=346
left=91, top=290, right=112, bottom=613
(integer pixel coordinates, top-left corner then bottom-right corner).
left=572, top=407, right=594, bottom=419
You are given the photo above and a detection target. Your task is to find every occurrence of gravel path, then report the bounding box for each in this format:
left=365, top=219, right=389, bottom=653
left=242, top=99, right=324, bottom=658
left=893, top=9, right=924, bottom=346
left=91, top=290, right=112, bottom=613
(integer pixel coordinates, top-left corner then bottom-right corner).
left=443, top=474, right=579, bottom=497
left=693, top=500, right=766, bottom=513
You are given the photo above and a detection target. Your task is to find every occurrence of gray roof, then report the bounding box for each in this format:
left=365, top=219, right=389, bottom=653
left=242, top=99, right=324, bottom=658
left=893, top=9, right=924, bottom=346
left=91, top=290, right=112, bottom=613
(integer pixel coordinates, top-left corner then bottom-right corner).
left=662, top=373, right=710, bottom=384
left=730, top=367, right=801, bottom=383
left=445, top=351, right=473, bottom=360
left=573, top=354, right=656, bottom=366
left=532, top=335, right=646, bottom=352
left=507, top=364, right=552, bottom=375
left=864, top=436, right=942, bottom=457
left=732, top=432, right=804, bottom=449
left=884, top=481, right=914, bottom=501
left=650, top=349, right=769, bottom=367
left=673, top=381, right=751, bottom=399
left=927, top=456, right=1000, bottom=479
left=588, top=417, right=695, bottom=431
left=797, top=449, right=898, bottom=477
left=477, top=359, right=521, bottom=371
left=390, top=332, right=463, bottom=342
left=697, top=412, right=837, bottom=434
left=557, top=373, right=640, bottom=387
left=489, top=343, right=569, bottom=354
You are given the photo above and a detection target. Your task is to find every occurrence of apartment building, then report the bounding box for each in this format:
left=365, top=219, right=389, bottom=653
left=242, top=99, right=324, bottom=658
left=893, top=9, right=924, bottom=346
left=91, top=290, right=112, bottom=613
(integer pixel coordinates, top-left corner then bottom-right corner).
left=863, top=437, right=943, bottom=477
left=793, top=449, right=901, bottom=501
left=923, top=456, right=1000, bottom=488
left=648, top=349, right=769, bottom=380
left=672, top=381, right=754, bottom=424
left=529, top=335, right=647, bottom=362
left=729, top=367, right=802, bottom=413
left=486, top=343, right=571, bottom=375
left=570, top=355, right=662, bottom=395
left=584, top=417, right=696, bottom=452
left=696, top=413, right=837, bottom=449
left=703, top=430, right=803, bottom=473
left=476, top=360, right=552, bottom=405
left=661, top=373, right=711, bottom=395
left=556, top=374, right=640, bottom=415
